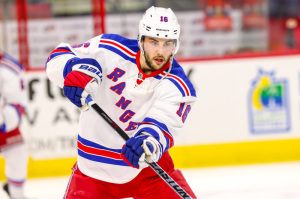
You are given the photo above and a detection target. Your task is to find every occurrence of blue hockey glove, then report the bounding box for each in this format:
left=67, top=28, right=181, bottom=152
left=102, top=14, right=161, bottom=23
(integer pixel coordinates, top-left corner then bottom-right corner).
left=121, top=134, right=162, bottom=169
left=63, top=58, right=102, bottom=108
left=64, top=71, right=98, bottom=108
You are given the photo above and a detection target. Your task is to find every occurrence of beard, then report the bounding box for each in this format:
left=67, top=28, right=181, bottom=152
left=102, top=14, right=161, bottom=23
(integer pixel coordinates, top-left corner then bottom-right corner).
left=144, top=51, right=171, bottom=72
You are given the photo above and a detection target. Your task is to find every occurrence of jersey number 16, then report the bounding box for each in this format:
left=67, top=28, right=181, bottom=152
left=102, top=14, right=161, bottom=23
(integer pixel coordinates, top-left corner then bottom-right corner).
left=176, top=103, right=191, bottom=123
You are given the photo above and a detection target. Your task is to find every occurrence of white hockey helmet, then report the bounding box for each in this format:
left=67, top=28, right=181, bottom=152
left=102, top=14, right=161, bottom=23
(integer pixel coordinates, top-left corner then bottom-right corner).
left=138, top=6, right=181, bottom=55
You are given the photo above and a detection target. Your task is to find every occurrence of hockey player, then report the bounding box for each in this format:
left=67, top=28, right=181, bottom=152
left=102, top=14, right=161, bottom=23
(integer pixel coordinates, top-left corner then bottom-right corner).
left=0, top=49, right=28, bottom=199
left=46, top=6, right=197, bottom=199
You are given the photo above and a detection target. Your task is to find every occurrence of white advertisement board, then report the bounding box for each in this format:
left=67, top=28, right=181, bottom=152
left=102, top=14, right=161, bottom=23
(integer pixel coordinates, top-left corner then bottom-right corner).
left=179, top=54, right=300, bottom=145
left=22, top=71, right=79, bottom=159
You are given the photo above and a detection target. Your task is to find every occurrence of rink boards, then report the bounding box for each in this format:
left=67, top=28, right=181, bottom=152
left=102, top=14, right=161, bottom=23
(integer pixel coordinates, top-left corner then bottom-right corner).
left=1, top=53, right=300, bottom=179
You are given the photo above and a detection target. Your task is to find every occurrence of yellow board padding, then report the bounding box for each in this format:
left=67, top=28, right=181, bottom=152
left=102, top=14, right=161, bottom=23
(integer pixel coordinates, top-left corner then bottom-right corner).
left=1, top=138, right=300, bottom=180
left=0, top=157, right=77, bottom=181
left=0, top=158, right=5, bottom=181
left=169, top=138, right=300, bottom=168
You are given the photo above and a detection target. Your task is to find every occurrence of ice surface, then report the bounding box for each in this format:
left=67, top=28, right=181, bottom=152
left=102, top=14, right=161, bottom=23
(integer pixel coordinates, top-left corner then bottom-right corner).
left=1, top=161, right=300, bottom=199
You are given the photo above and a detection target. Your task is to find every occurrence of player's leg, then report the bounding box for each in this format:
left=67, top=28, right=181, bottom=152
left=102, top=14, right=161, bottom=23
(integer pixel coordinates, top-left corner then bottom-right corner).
left=2, top=143, right=28, bottom=198
left=162, top=169, right=197, bottom=199
left=137, top=151, right=197, bottom=199
left=138, top=169, right=197, bottom=199
left=64, top=164, right=117, bottom=199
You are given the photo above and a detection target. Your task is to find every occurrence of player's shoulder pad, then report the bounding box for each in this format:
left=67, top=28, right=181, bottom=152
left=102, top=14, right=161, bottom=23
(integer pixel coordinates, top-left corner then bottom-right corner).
left=163, top=59, right=196, bottom=98
left=0, top=52, right=24, bottom=74
left=99, top=34, right=140, bottom=53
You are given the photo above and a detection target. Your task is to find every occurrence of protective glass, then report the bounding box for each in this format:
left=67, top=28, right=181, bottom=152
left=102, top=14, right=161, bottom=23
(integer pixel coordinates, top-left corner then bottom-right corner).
left=143, top=39, right=176, bottom=55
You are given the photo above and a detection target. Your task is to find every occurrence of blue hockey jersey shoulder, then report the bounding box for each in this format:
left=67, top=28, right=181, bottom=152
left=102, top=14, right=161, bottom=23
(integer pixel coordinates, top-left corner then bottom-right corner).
left=99, top=34, right=139, bottom=64
left=166, top=59, right=196, bottom=97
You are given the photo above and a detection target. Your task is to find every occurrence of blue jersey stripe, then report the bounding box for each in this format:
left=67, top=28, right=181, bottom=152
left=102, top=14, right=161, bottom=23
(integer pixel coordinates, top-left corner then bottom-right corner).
left=99, top=44, right=136, bottom=64
left=46, top=52, right=75, bottom=64
left=0, top=65, right=21, bottom=75
left=169, top=59, right=197, bottom=97
left=77, top=135, right=129, bottom=166
left=137, top=117, right=173, bottom=151
left=0, top=53, right=23, bottom=74
left=46, top=46, right=75, bottom=67
left=78, top=135, right=121, bottom=153
left=143, top=117, right=171, bottom=135
left=2, top=52, right=23, bottom=71
left=78, top=149, right=129, bottom=166
left=101, top=34, right=140, bottom=52
left=166, top=78, right=186, bottom=97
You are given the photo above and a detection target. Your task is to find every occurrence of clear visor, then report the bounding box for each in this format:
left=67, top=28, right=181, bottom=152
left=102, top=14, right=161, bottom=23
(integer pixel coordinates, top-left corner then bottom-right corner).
left=143, top=39, right=176, bottom=55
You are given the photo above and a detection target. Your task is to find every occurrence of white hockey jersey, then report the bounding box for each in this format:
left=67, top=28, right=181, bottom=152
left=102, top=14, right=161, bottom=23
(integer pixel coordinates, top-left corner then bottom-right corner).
left=46, top=34, right=197, bottom=184
left=0, top=52, right=26, bottom=133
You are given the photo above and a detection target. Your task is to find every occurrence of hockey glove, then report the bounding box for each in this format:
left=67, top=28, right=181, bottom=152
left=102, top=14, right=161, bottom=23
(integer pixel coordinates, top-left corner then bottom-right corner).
left=63, top=58, right=102, bottom=108
left=121, top=134, right=162, bottom=169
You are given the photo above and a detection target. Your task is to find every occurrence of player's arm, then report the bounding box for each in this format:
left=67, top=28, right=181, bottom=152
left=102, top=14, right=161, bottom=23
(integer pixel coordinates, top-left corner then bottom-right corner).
left=46, top=36, right=103, bottom=108
left=0, top=67, right=26, bottom=133
left=121, top=84, right=196, bottom=169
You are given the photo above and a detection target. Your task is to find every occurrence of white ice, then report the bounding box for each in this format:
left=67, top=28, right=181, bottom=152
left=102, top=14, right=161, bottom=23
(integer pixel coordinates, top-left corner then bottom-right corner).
left=0, top=161, right=300, bottom=199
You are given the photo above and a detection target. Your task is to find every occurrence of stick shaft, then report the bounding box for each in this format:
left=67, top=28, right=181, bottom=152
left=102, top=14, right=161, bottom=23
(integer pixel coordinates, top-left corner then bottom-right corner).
left=91, top=103, right=129, bottom=141
left=90, top=103, right=192, bottom=199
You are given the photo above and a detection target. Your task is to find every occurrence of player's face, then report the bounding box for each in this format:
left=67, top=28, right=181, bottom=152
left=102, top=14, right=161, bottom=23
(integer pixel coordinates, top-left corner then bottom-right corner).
left=141, top=36, right=175, bottom=73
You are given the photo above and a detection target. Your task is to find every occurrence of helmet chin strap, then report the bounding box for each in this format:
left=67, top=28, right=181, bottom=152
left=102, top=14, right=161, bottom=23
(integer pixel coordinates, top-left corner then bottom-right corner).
left=138, top=40, right=146, bottom=61
left=141, top=48, right=146, bottom=61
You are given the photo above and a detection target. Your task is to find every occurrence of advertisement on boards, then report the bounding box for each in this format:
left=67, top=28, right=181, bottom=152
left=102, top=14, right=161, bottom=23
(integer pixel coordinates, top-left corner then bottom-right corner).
left=248, top=69, right=290, bottom=134
left=22, top=71, right=79, bottom=159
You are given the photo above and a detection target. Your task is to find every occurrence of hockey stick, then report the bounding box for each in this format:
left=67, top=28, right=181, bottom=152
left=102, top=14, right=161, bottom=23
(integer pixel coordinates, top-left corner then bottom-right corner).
left=83, top=97, right=192, bottom=199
